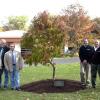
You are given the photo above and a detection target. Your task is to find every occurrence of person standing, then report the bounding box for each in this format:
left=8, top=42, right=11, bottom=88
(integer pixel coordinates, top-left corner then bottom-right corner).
left=0, top=39, right=10, bottom=88
left=79, top=38, right=94, bottom=86
left=91, top=39, right=100, bottom=88
left=4, top=43, right=23, bottom=90
left=0, top=40, right=3, bottom=68
left=0, top=40, right=3, bottom=77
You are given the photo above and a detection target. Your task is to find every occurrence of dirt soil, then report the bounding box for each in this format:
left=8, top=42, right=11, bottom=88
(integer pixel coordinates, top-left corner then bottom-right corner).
left=21, top=79, right=86, bottom=93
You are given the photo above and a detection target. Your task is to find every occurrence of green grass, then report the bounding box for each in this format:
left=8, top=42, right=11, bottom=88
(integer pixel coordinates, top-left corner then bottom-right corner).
left=0, top=63, right=100, bottom=100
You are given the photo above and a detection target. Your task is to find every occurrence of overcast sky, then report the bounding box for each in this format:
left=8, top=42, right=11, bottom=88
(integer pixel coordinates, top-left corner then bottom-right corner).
left=0, top=0, right=100, bottom=22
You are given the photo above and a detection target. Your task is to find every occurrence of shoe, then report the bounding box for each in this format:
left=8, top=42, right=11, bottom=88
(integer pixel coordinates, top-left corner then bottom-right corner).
left=86, top=81, right=90, bottom=85
left=92, top=85, right=96, bottom=88
left=4, top=86, right=8, bottom=89
left=15, top=87, right=21, bottom=91
left=86, top=84, right=91, bottom=88
left=86, top=82, right=91, bottom=88
left=81, top=83, right=86, bottom=86
left=11, top=88, right=15, bottom=90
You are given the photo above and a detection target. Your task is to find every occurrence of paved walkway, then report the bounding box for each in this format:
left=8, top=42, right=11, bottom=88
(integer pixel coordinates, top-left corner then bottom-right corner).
left=24, top=57, right=80, bottom=67
left=52, top=57, right=79, bottom=64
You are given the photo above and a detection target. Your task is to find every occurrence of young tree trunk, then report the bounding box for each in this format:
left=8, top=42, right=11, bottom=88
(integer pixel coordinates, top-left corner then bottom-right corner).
left=49, top=60, right=56, bottom=80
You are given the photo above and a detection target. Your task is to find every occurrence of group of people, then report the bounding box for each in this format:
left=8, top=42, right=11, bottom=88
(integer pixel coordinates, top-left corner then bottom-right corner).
left=0, top=39, right=23, bottom=90
left=0, top=37, right=99, bottom=90
left=79, top=38, right=100, bottom=88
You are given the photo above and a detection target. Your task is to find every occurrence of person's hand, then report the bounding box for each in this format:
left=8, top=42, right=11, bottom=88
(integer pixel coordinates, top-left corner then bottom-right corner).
left=83, top=60, right=87, bottom=64
left=19, top=67, right=22, bottom=70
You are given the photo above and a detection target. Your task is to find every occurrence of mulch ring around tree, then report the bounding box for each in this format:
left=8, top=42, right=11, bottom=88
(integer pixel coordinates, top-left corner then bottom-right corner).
left=21, top=79, right=86, bottom=93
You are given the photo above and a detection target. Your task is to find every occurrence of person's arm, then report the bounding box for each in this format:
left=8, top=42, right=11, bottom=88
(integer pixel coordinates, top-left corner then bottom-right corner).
left=92, top=46, right=95, bottom=58
left=79, top=46, right=84, bottom=62
left=18, top=52, right=24, bottom=70
left=4, top=53, right=9, bottom=71
left=0, top=56, right=2, bottom=69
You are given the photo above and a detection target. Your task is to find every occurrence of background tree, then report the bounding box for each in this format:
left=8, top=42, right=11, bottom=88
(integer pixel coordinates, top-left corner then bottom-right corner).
left=92, top=17, right=100, bottom=39
left=0, top=27, right=3, bottom=32
left=3, top=16, right=28, bottom=31
left=63, top=4, right=94, bottom=49
left=21, top=5, right=96, bottom=80
left=93, top=17, right=100, bottom=24
left=21, top=11, right=65, bottom=80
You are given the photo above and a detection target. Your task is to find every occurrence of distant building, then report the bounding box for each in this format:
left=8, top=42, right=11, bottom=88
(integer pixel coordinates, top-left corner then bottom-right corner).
left=0, top=30, right=25, bottom=52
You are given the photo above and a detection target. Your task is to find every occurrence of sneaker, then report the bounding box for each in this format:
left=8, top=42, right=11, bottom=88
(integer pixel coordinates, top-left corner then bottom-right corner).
left=86, top=81, right=90, bottom=84
left=15, top=87, right=21, bottom=91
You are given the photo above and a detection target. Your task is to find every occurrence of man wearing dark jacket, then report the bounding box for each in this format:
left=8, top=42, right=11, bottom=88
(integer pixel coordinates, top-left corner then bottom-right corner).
left=79, top=38, right=94, bottom=86
left=91, top=40, right=100, bottom=88
left=0, top=39, right=10, bottom=88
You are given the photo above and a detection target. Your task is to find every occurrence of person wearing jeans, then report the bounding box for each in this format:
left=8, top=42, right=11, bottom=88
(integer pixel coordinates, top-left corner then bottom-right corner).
left=10, top=65, right=20, bottom=89
left=4, top=43, right=23, bottom=90
left=0, top=39, right=10, bottom=88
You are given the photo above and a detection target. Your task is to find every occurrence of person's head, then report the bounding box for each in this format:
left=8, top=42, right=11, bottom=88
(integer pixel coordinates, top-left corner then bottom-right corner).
left=83, top=38, right=88, bottom=45
left=94, top=39, right=100, bottom=47
left=1, top=39, right=7, bottom=47
left=10, top=43, right=15, bottom=51
left=0, top=40, right=2, bottom=46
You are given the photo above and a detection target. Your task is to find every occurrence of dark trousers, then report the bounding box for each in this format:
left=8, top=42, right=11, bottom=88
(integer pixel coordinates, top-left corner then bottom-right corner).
left=0, top=67, right=9, bottom=87
left=91, top=64, right=100, bottom=86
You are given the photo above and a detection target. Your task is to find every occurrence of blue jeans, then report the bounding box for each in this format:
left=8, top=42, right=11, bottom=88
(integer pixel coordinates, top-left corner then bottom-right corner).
left=0, top=68, right=9, bottom=87
left=10, top=65, right=20, bottom=89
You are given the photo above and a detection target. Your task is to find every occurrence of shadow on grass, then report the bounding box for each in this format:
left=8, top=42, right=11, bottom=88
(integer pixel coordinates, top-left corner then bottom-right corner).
left=21, top=79, right=86, bottom=93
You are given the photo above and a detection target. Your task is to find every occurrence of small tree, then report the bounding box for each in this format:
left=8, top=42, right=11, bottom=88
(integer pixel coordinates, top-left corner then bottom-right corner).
left=21, top=11, right=65, bottom=80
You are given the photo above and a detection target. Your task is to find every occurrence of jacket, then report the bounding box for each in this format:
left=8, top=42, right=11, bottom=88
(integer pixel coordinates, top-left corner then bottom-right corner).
left=4, top=50, right=24, bottom=72
left=92, top=47, right=100, bottom=64
left=79, top=45, right=94, bottom=63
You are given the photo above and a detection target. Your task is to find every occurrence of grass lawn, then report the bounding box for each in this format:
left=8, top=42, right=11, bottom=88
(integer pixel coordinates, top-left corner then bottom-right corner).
left=0, top=63, right=100, bottom=100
